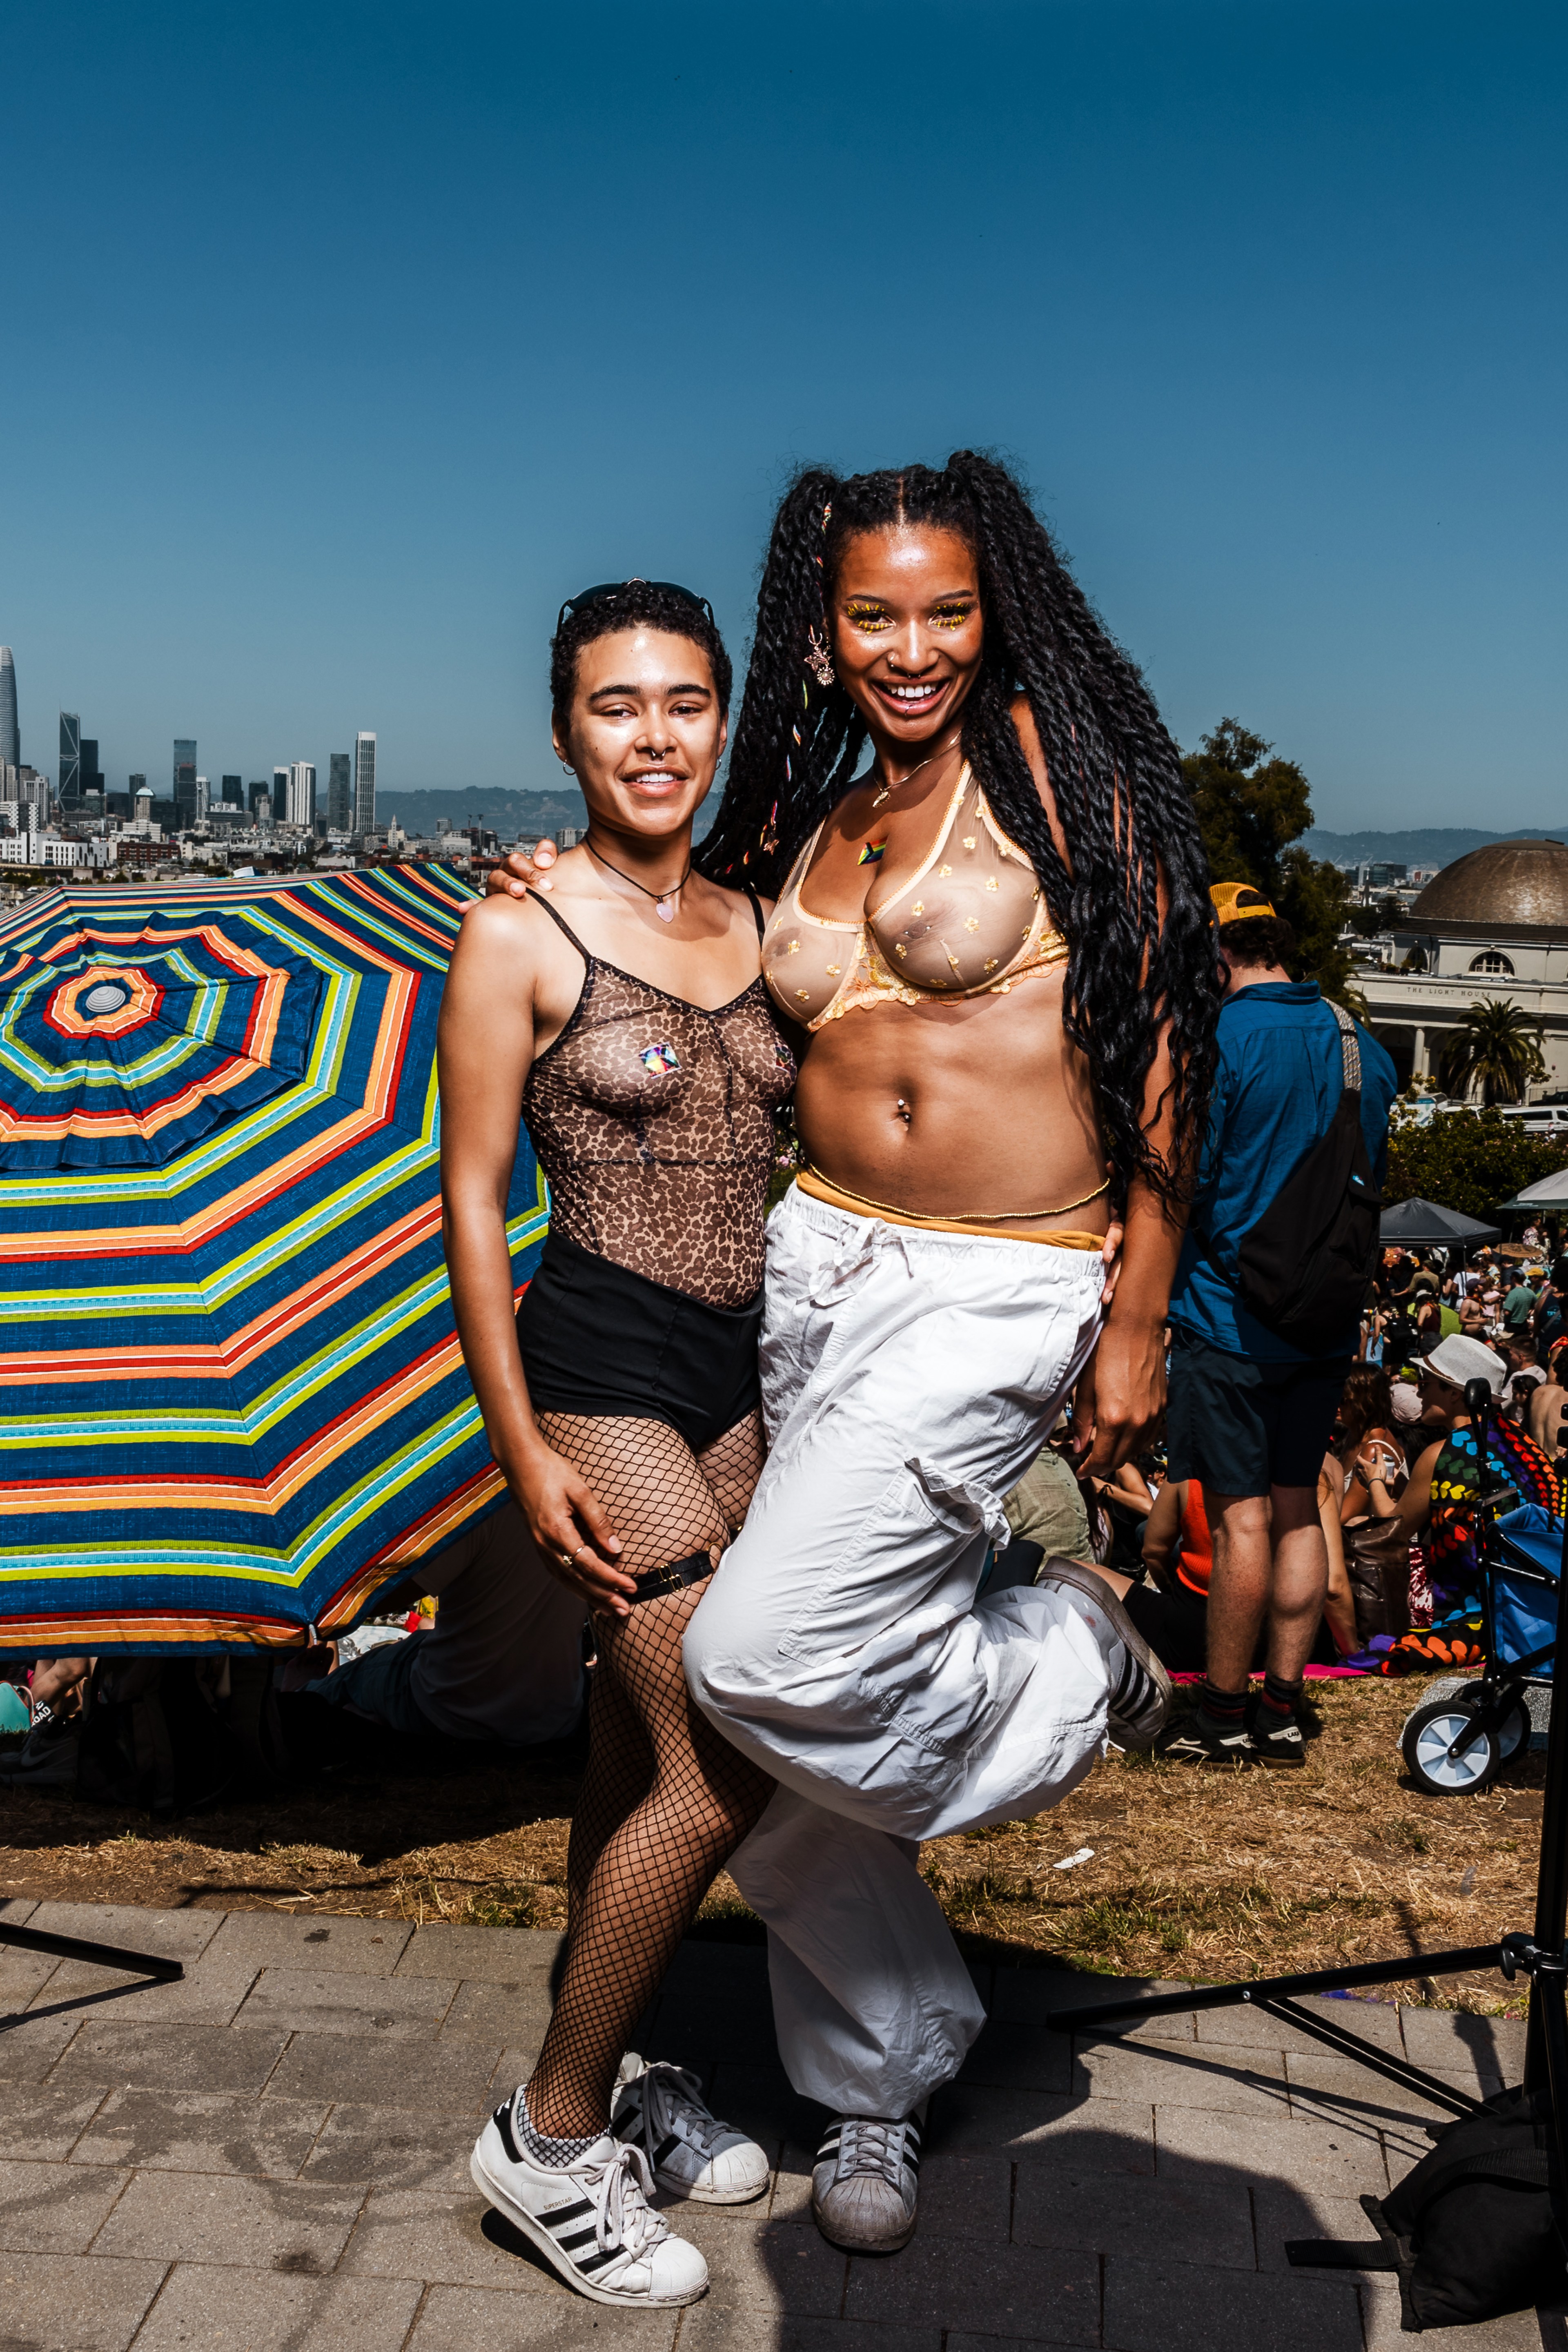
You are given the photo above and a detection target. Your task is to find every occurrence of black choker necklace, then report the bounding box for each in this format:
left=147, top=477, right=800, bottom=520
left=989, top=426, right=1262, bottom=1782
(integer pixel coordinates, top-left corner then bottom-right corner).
left=586, top=837, right=693, bottom=922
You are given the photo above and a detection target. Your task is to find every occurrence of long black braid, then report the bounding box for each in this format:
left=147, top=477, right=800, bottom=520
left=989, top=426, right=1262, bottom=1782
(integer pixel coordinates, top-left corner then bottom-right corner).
left=699, top=453, right=1219, bottom=1200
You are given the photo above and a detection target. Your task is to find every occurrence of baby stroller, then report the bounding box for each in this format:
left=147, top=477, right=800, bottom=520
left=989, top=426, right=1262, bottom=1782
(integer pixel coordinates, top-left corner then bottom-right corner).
left=1400, top=1496, right=1560, bottom=1795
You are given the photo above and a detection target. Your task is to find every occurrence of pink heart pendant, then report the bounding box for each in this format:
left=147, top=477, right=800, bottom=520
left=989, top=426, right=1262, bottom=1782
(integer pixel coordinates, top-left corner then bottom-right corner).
left=656, top=899, right=676, bottom=921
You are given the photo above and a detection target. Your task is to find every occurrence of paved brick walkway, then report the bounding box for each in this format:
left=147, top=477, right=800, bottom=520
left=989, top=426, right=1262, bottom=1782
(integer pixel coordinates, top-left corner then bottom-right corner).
left=0, top=1898, right=1542, bottom=2350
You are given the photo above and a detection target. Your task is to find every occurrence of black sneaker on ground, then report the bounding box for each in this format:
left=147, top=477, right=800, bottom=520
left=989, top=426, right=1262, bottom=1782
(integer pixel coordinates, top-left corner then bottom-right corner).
left=1250, top=1710, right=1307, bottom=1768
left=1156, top=1710, right=1259, bottom=1766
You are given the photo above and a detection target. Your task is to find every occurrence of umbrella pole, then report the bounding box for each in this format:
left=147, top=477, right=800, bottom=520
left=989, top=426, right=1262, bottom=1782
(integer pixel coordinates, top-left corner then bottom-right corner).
left=0, top=1918, right=183, bottom=1982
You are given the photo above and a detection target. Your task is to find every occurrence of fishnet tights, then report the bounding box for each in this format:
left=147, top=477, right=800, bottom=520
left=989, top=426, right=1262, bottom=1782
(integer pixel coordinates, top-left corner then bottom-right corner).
left=526, top=1408, right=773, bottom=2140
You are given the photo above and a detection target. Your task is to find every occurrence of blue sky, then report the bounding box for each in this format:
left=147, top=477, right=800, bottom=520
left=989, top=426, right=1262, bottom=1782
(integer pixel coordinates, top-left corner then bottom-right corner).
left=5, top=1, right=1562, bottom=828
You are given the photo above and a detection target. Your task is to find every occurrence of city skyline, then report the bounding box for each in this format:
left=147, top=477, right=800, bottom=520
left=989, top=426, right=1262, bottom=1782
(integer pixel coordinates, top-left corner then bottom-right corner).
left=0, top=653, right=381, bottom=822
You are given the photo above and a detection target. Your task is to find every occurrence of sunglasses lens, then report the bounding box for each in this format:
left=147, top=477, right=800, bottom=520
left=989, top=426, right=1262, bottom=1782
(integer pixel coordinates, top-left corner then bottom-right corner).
left=558, top=579, right=713, bottom=629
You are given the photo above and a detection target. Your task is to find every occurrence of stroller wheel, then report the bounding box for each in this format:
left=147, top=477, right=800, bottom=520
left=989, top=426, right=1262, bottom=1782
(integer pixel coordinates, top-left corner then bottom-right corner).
left=1402, top=1701, right=1500, bottom=1795
left=1494, top=1700, right=1531, bottom=1761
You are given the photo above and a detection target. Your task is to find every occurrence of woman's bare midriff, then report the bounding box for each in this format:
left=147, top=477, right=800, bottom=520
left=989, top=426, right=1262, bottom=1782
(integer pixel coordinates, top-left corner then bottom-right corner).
left=793, top=969, right=1111, bottom=1243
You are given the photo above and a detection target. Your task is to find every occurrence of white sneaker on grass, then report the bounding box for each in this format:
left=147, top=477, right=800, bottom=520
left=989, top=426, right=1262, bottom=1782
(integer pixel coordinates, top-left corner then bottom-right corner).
left=613, top=2052, right=768, bottom=2205
left=470, top=2090, right=707, bottom=2308
left=812, top=2107, right=924, bottom=2253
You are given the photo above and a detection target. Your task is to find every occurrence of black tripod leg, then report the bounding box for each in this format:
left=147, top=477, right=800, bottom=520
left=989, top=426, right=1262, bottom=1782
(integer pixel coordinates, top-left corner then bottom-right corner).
left=1043, top=1945, right=1503, bottom=2034
left=0, top=1921, right=184, bottom=1983
left=1258, top=1998, right=1484, bottom=2119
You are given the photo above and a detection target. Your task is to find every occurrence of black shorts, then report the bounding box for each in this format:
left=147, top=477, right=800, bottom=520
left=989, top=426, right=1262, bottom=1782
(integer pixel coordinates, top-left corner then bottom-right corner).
left=515, top=1226, right=762, bottom=1456
left=1164, top=1325, right=1350, bottom=1499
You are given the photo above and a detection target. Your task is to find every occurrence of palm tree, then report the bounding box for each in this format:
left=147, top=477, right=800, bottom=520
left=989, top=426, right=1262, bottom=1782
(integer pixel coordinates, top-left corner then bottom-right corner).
left=1439, top=998, right=1547, bottom=1106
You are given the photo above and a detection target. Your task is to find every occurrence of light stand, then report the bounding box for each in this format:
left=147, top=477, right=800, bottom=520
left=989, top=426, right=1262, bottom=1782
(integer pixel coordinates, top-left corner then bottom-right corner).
left=0, top=1915, right=183, bottom=1983
left=1045, top=1377, right=1568, bottom=2235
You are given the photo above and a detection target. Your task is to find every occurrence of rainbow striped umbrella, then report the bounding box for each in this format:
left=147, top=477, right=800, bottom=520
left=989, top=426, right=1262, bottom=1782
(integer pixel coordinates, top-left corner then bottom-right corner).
left=0, top=864, right=545, bottom=1655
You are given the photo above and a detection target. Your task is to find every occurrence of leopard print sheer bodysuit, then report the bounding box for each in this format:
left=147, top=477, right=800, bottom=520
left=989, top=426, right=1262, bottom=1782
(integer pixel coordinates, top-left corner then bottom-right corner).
left=523, top=894, right=795, bottom=1306
left=519, top=891, right=793, bottom=2141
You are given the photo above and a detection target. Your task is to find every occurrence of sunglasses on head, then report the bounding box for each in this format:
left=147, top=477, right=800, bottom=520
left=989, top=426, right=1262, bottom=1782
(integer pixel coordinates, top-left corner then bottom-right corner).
left=557, top=578, right=715, bottom=634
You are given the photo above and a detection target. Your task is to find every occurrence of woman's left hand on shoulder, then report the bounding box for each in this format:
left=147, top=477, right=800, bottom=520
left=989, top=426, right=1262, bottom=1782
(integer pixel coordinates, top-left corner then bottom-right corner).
left=483, top=840, right=558, bottom=900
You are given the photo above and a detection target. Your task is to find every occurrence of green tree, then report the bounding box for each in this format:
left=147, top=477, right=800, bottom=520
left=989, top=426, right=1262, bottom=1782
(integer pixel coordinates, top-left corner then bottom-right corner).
left=1385, top=1104, right=1565, bottom=1221
left=1183, top=718, right=1356, bottom=1004
left=1345, top=893, right=1404, bottom=941
left=1438, top=999, right=1547, bottom=1107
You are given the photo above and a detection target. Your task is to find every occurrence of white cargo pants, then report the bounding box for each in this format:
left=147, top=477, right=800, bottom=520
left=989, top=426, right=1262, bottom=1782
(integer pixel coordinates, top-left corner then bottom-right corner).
left=684, top=1183, right=1112, bottom=2116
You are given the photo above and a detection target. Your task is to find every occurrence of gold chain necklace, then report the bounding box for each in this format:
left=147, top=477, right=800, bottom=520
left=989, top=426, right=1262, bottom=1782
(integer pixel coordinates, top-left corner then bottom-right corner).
left=869, top=728, right=964, bottom=811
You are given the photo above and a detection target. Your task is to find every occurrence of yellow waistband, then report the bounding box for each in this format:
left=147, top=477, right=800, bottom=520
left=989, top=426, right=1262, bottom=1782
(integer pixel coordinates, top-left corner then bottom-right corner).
left=795, top=1167, right=1108, bottom=1251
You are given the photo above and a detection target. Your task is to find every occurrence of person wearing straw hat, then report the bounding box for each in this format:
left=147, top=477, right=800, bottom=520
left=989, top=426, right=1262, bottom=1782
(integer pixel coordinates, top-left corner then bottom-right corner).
left=1159, top=883, right=1397, bottom=1764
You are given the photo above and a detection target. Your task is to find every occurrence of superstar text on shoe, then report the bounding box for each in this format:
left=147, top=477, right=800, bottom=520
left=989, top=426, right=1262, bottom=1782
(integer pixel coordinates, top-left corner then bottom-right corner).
left=613, top=2053, right=768, bottom=2204
left=812, top=2110, right=922, bottom=2254
left=470, top=2091, right=708, bottom=2307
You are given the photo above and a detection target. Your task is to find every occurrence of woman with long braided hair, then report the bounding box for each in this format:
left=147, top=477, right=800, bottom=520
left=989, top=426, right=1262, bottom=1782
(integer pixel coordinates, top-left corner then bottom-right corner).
left=679, top=452, right=1221, bottom=2254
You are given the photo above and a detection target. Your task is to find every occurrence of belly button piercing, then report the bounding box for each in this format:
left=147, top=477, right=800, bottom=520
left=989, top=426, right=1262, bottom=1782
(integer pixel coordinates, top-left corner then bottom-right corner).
left=895, top=1097, right=911, bottom=1123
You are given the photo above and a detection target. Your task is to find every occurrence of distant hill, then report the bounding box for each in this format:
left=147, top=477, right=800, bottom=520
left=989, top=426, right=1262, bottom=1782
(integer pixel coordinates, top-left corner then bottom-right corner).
left=376, top=786, right=589, bottom=837
left=376, top=799, right=1568, bottom=871
left=374, top=782, right=724, bottom=841
left=1303, top=825, right=1568, bottom=870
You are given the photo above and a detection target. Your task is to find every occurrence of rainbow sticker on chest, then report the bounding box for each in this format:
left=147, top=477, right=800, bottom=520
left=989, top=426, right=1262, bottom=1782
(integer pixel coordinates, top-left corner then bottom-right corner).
left=639, top=1042, right=681, bottom=1076
left=858, top=840, right=887, bottom=866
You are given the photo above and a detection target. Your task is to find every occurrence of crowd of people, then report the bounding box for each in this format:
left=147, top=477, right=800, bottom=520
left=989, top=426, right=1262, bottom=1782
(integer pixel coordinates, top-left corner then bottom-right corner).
left=6, top=451, right=1558, bottom=2315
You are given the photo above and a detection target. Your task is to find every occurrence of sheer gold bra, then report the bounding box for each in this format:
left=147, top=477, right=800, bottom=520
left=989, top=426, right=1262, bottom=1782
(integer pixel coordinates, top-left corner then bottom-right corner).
left=761, top=764, right=1068, bottom=1032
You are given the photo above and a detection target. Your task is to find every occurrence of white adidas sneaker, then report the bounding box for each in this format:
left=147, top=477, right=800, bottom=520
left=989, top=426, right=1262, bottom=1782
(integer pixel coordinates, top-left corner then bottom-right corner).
left=812, top=2108, right=923, bottom=2254
left=612, top=2052, right=768, bottom=2204
left=471, top=2090, right=708, bottom=2308
left=1033, top=1555, right=1174, bottom=1749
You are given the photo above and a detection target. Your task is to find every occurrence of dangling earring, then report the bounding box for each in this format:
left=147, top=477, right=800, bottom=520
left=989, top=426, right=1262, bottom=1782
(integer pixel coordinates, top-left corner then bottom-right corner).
left=559, top=760, right=575, bottom=775
left=806, top=627, right=835, bottom=688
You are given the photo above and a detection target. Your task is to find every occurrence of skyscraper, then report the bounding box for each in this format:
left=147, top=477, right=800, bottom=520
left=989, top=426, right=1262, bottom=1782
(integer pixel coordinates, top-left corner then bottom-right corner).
left=354, top=732, right=376, bottom=835
left=327, top=752, right=352, bottom=831
left=271, top=766, right=289, bottom=824
left=287, top=762, right=316, bottom=827
left=78, top=739, right=103, bottom=795
left=60, top=713, right=81, bottom=798
left=174, top=739, right=197, bottom=822
left=248, top=780, right=272, bottom=824
left=220, top=775, right=243, bottom=806
left=0, top=650, right=18, bottom=770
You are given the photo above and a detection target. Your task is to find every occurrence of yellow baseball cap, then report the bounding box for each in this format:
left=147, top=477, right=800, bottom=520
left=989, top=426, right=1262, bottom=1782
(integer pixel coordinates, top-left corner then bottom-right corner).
left=1210, top=882, right=1278, bottom=926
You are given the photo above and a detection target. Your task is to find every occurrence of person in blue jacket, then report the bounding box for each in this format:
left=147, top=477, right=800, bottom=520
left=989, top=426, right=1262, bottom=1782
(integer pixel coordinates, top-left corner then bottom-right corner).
left=1161, top=883, right=1397, bottom=1766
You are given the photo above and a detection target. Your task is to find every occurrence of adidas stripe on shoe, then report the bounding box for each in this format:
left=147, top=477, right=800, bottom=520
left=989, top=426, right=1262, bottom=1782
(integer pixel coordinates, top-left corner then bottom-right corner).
left=1032, top=1557, right=1174, bottom=1749
left=613, top=2052, right=768, bottom=2205
left=812, top=2109, right=923, bottom=2254
left=470, top=2089, right=707, bottom=2307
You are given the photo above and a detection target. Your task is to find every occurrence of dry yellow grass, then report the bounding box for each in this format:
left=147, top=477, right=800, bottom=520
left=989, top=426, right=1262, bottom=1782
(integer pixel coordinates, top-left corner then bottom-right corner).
left=0, top=1680, right=1541, bottom=2013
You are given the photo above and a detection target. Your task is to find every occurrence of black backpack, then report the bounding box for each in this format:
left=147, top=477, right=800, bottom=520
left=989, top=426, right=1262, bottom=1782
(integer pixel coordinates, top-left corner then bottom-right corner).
left=1212, top=999, right=1383, bottom=1358
left=1288, top=2084, right=1568, bottom=2330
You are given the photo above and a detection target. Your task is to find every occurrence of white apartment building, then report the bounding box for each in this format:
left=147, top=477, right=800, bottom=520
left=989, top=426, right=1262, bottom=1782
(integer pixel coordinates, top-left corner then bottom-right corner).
left=287, top=762, right=317, bottom=827
left=0, top=833, right=86, bottom=867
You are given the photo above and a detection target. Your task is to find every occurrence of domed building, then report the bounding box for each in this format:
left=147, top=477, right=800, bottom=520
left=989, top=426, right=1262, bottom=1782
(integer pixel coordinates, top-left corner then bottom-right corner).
left=1362, top=838, right=1568, bottom=1093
